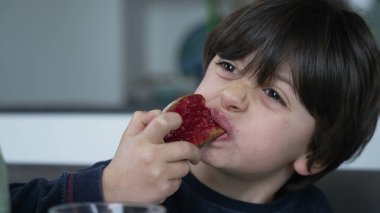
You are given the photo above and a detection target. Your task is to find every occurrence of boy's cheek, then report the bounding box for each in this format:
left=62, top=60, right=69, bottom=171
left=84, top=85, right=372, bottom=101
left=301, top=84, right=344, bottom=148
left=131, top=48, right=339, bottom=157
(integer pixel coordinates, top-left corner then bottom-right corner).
left=194, top=72, right=228, bottom=103
left=194, top=90, right=214, bottom=102
left=194, top=84, right=208, bottom=96
left=194, top=77, right=216, bottom=97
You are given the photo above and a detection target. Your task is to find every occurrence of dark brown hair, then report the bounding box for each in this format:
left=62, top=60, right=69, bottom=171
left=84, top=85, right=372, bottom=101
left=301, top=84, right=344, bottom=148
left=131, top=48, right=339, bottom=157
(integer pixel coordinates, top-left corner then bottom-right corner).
left=203, top=0, right=380, bottom=189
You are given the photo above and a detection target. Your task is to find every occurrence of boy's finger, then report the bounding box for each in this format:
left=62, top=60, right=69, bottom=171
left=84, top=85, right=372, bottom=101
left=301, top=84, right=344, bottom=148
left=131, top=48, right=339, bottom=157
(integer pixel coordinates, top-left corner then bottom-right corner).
left=123, top=110, right=161, bottom=138
left=161, top=141, right=201, bottom=164
left=166, top=161, right=191, bottom=180
left=141, top=112, right=182, bottom=144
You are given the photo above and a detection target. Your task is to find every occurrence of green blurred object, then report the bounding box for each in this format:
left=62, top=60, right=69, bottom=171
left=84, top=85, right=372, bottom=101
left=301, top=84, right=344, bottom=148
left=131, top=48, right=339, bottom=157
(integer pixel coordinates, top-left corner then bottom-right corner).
left=205, top=0, right=221, bottom=30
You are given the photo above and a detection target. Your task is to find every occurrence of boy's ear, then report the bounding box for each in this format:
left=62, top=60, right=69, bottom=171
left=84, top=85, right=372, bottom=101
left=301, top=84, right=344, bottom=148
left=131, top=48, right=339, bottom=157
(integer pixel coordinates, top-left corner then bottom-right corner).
left=293, top=154, right=326, bottom=176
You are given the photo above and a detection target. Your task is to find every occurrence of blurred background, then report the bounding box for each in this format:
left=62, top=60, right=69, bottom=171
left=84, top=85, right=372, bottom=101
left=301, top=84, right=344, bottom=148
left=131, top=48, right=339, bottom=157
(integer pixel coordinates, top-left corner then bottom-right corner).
left=0, top=0, right=250, bottom=112
left=0, top=1, right=379, bottom=212
left=1, top=0, right=377, bottom=112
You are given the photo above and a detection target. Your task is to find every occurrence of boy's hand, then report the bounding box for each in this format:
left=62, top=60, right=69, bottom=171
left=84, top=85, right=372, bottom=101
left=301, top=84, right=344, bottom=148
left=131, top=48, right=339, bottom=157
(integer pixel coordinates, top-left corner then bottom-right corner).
left=102, top=110, right=201, bottom=204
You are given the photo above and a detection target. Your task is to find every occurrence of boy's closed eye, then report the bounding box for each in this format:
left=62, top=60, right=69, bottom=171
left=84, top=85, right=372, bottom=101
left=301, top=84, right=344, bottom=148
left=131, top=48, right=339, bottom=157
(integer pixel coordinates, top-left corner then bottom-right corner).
left=215, top=60, right=241, bottom=78
left=217, top=61, right=235, bottom=72
left=262, top=88, right=287, bottom=106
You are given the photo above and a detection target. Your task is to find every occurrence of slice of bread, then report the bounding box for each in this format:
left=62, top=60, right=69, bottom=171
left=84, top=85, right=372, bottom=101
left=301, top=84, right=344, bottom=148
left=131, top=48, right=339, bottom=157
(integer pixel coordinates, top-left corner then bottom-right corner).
left=163, top=94, right=225, bottom=147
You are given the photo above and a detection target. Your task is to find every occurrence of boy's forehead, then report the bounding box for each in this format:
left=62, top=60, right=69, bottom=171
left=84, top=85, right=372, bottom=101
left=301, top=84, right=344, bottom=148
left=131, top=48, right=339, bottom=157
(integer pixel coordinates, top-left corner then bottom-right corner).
left=274, top=63, right=294, bottom=85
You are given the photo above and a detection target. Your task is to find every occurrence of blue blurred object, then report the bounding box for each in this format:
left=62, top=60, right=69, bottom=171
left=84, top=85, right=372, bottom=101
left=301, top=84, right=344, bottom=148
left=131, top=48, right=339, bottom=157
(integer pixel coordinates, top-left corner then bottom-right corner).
left=178, top=23, right=209, bottom=82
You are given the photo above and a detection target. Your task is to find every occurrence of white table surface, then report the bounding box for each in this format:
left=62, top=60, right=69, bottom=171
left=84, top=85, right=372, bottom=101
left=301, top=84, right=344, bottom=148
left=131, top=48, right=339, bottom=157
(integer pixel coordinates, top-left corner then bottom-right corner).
left=0, top=113, right=379, bottom=170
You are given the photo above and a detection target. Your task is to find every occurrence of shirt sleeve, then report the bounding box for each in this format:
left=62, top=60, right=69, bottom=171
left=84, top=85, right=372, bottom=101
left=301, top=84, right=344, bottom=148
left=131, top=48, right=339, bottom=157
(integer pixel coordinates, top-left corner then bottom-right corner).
left=9, top=160, right=110, bottom=213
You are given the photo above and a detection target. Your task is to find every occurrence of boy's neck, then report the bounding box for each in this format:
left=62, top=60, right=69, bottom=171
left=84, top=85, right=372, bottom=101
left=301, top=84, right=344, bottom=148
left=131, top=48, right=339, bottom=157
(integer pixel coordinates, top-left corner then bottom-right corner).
left=190, top=162, right=294, bottom=204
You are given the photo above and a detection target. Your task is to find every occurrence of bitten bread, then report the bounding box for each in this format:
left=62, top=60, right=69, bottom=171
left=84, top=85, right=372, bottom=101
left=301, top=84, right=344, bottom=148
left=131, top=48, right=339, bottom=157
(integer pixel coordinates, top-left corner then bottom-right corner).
left=163, top=94, right=225, bottom=147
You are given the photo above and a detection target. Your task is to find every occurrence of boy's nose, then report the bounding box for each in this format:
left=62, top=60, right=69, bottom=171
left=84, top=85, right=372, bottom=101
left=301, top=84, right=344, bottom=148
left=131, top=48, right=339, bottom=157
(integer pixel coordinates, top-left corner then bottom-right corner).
left=220, top=80, right=249, bottom=112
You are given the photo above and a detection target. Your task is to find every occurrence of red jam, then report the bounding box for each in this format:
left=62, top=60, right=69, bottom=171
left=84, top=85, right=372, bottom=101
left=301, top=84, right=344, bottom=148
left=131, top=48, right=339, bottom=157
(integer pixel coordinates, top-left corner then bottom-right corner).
left=164, top=94, right=224, bottom=146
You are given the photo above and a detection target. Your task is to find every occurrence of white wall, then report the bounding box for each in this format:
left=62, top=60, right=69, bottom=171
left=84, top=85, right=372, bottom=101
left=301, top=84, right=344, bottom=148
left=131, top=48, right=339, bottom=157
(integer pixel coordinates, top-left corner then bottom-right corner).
left=0, top=113, right=379, bottom=171
left=0, top=113, right=130, bottom=165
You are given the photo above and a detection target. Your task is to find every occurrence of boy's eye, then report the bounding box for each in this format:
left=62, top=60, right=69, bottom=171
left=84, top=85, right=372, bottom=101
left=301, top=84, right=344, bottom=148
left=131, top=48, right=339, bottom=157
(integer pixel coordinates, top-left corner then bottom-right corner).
left=216, top=61, right=236, bottom=73
left=263, top=88, right=286, bottom=106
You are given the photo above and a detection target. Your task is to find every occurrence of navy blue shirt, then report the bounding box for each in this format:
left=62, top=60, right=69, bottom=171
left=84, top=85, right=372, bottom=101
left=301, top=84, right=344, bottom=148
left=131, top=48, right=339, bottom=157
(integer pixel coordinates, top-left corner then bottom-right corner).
left=164, top=173, right=333, bottom=212
left=10, top=161, right=333, bottom=212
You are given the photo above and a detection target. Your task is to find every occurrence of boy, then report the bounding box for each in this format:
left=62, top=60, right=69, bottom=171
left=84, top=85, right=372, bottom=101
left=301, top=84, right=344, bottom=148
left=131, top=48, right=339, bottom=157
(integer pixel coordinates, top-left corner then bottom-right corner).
left=10, top=0, right=380, bottom=212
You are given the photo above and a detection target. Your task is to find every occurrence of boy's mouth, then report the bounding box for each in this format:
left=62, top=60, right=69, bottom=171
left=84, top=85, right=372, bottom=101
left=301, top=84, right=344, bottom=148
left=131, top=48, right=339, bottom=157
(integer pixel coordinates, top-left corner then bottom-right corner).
left=209, top=107, right=233, bottom=138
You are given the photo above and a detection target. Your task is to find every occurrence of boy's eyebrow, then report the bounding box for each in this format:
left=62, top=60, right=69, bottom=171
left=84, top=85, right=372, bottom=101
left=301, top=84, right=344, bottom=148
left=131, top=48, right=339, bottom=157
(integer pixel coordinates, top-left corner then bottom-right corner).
left=273, top=73, right=293, bottom=88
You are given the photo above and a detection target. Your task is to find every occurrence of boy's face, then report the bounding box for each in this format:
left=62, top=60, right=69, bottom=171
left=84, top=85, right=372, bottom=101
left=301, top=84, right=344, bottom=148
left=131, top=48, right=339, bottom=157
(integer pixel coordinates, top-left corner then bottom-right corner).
left=193, top=55, right=316, bottom=180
